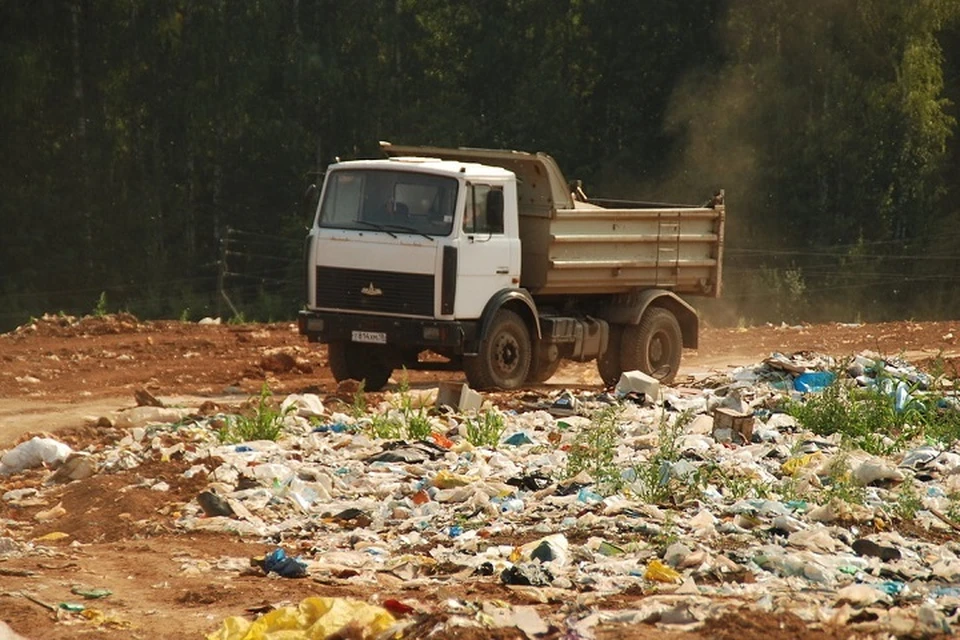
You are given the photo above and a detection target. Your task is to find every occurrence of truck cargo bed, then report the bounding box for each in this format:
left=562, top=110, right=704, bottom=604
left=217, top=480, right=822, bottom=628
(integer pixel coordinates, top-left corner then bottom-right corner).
left=520, top=203, right=724, bottom=296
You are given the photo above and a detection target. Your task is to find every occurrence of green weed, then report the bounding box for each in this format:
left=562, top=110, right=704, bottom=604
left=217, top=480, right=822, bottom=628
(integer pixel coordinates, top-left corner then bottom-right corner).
left=363, top=371, right=435, bottom=441
left=627, top=411, right=694, bottom=504
left=789, top=370, right=922, bottom=455
left=630, top=457, right=671, bottom=503
left=404, top=408, right=433, bottom=440
left=465, top=410, right=506, bottom=448
left=819, top=452, right=867, bottom=506
left=946, top=492, right=960, bottom=524
left=93, top=291, right=108, bottom=317
left=367, top=412, right=405, bottom=440
left=217, top=384, right=293, bottom=443
left=566, top=405, right=623, bottom=495
left=350, top=380, right=368, bottom=418
left=892, top=478, right=923, bottom=521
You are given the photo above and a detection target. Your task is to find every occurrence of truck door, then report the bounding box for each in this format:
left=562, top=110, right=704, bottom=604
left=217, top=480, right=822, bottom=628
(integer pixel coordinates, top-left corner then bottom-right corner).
left=456, top=183, right=516, bottom=318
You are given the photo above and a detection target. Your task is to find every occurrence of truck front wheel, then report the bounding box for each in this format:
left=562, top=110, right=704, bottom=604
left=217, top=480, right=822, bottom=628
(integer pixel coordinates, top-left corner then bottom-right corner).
left=464, top=310, right=532, bottom=390
left=326, top=341, right=393, bottom=391
left=620, top=308, right=682, bottom=384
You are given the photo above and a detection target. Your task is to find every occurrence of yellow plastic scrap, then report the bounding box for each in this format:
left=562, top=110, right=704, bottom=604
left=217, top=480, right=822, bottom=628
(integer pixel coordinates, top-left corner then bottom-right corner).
left=33, top=531, right=70, bottom=542
left=431, top=470, right=475, bottom=489
left=80, top=608, right=131, bottom=629
left=644, top=559, right=681, bottom=584
left=206, top=597, right=396, bottom=640
left=781, top=452, right=824, bottom=476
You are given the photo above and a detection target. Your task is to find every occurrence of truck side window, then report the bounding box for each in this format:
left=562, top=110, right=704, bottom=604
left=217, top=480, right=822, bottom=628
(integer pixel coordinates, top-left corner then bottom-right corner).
left=463, top=185, right=504, bottom=235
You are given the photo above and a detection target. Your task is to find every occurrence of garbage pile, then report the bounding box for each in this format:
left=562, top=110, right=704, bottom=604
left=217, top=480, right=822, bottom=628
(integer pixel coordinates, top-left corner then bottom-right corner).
left=3, top=351, right=960, bottom=638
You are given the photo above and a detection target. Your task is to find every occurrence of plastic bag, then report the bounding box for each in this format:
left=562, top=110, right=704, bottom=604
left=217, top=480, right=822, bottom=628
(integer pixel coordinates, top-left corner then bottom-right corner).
left=644, top=559, right=681, bottom=583
left=206, top=597, right=395, bottom=640
left=0, top=437, right=72, bottom=475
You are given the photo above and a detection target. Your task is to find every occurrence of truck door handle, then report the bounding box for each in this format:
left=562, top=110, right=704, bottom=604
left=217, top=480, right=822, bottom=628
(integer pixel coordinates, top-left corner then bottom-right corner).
left=496, top=267, right=509, bottom=274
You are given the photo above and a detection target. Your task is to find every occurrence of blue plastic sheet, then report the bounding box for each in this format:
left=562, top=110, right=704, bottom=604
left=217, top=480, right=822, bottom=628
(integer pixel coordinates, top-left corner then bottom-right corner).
left=793, top=371, right=837, bottom=393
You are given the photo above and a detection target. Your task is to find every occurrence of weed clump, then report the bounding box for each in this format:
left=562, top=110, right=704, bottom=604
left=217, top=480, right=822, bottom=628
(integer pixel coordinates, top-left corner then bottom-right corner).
left=464, top=410, right=506, bottom=448
left=787, top=362, right=960, bottom=453
left=360, top=370, right=437, bottom=441
left=566, top=406, right=623, bottom=495
left=218, top=384, right=293, bottom=443
left=629, top=411, right=694, bottom=504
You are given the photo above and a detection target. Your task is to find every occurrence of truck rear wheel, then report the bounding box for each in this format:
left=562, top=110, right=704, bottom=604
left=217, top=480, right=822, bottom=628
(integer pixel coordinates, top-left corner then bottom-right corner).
left=620, top=308, right=682, bottom=384
left=464, top=309, right=531, bottom=390
left=527, top=354, right=561, bottom=384
left=327, top=341, right=393, bottom=391
left=597, top=324, right=624, bottom=387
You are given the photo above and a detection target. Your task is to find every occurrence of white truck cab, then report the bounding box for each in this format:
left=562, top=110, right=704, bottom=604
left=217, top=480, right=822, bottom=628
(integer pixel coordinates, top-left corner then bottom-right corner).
left=299, top=144, right=725, bottom=391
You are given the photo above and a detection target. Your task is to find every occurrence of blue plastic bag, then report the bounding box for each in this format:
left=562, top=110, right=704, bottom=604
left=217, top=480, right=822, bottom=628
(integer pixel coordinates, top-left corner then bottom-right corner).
left=793, top=371, right=836, bottom=393
left=262, top=548, right=308, bottom=578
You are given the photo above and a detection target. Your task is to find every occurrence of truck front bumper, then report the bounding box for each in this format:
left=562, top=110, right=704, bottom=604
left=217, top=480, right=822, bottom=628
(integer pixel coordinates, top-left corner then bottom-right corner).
left=298, top=310, right=477, bottom=351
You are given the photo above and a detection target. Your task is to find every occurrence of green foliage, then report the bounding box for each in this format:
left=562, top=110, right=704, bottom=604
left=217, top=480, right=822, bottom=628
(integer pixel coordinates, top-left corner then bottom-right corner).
left=362, top=371, right=435, bottom=441
left=367, top=412, right=405, bottom=441
left=350, top=380, right=368, bottom=419
left=566, top=406, right=623, bottom=495
left=788, top=372, right=922, bottom=454
left=464, top=410, right=506, bottom=449
left=946, top=492, right=960, bottom=524
left=217, top=384, right=292, bottom=444
left=820, top=452, right=867, bottom=506
left=93, top=292, right=108, bottom=318
left=627, top=411, right=695, bottom=504
left=892, top=478, right=923, bottom=521
left=789, top=363, right=960, bottom=451
left=404, top=407, right=433, bottom=441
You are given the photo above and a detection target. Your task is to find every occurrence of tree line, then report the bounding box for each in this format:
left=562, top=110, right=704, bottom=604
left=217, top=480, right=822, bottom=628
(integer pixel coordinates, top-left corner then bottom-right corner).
left=2, top=0, right=959, bottom=330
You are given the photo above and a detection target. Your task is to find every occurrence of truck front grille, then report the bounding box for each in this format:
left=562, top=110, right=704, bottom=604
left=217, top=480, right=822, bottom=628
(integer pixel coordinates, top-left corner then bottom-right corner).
left=316, top=266, right=435, bottom=317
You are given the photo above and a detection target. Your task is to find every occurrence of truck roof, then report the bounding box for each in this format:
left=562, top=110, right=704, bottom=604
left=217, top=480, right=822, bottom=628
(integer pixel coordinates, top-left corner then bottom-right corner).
left=332, top=157, right=515, bottom=182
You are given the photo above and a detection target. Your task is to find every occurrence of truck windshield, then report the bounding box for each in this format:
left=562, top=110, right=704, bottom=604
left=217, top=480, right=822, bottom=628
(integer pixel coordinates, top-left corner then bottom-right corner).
left=318, top=169, right=458, bottom=237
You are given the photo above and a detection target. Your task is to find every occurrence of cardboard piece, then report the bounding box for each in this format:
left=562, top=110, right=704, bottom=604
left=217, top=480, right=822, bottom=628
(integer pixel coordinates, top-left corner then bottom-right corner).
left=712, top=407, right=754, bottom=445
left=436, top=382, right=483, bottom=413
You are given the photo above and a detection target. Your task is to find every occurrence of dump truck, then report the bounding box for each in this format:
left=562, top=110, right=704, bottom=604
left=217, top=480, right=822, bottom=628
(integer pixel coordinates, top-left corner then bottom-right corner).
left=298, top=142, right=724, bottom=391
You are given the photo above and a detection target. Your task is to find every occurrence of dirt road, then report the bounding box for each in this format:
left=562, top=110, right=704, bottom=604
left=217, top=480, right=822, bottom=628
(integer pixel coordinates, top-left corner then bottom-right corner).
left=1, top=314, right=959, bottom=639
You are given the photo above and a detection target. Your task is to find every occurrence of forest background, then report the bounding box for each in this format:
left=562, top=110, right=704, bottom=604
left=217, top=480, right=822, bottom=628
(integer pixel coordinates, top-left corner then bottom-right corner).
left=3, top=0, right=960, bottom=331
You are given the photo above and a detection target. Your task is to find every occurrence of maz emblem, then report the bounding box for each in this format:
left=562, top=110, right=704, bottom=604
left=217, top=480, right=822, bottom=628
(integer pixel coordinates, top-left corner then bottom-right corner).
left=361, top=282, right=383, bottom=297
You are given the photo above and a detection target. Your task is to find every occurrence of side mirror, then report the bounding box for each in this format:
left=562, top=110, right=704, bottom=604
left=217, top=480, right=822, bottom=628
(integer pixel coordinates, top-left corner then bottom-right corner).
left=302, top=184, right=319, bottom=221
left=486, top=189, right=504, bottom=232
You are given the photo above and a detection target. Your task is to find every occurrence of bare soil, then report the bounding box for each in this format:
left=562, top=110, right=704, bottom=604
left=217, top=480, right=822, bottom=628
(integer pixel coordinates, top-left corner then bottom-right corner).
left=1, top=314, right=959, bottom=639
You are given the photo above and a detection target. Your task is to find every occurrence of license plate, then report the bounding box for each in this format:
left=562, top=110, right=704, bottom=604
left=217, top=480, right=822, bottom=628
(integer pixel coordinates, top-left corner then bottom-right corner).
left=351, top=330, right=387, bottom=344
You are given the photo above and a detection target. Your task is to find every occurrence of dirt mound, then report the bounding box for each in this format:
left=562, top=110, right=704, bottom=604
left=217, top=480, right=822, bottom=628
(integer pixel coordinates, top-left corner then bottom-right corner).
left=4, top=312, right=146, bottom=339
left=17, top=457, right=211, bottom=544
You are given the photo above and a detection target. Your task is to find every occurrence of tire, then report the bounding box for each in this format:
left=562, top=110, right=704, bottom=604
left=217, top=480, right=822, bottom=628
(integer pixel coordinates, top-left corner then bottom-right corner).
left=527, top=353, right=562, bottom=384
left=464, top=309, right=532, bottom=390
left=597, top=323, right=624, bottom=387
left=326, top=341, right=393, bottom=391
left=620, top=307, right=682, bottom=384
